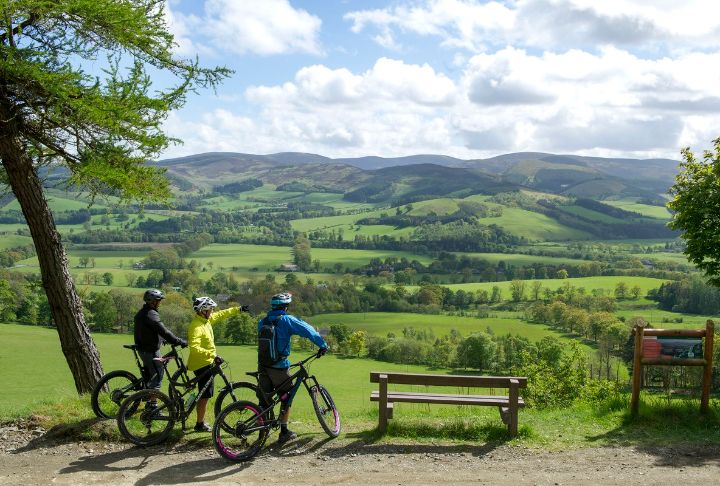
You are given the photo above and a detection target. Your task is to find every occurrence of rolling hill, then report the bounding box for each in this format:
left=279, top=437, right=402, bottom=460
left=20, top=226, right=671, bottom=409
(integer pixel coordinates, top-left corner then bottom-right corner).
left=155, top=151, right=679, bottom=202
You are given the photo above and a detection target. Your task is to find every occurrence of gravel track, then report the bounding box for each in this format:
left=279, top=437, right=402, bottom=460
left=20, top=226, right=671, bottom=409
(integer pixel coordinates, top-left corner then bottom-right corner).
left=2, top=421, right=720, bottom=485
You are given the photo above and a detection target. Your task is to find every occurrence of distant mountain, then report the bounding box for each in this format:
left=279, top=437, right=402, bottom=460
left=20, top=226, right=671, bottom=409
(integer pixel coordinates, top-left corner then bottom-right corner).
left=155, top=151, right=680, bottom=200
left=334, top=154, right=466, bottom=170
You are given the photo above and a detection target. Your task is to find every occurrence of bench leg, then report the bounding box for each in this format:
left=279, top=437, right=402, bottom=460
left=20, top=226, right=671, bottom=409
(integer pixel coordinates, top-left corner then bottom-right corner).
left=508, top=408, right=518, bottom=437
left=378, top=374, right=388, bottom=432
left=499, top=406, right=509, bottom=425
left=508, top=379, right=519, bottom=437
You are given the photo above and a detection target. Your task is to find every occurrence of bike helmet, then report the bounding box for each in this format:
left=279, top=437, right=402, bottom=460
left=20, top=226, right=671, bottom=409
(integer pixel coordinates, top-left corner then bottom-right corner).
left=270, top=292, right=292, bottom=307
left=193, top=296, right=217, bottom=313
left=143, top=289, right=165, bottom=302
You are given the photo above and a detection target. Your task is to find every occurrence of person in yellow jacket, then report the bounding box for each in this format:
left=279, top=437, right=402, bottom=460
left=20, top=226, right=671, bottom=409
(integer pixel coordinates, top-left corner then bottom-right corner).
left=187, top=296, right=248, bottom=432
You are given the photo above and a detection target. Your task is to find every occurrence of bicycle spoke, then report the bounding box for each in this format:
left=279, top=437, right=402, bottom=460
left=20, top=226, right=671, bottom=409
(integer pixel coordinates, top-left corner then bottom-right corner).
left=213, top=401, right=269, bottom=462
left=310, top=385, right=341, bottom=438
left=117, top=389, right=175, bottom=446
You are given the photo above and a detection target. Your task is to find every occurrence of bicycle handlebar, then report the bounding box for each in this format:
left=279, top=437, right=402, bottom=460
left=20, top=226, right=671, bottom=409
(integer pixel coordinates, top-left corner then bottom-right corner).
left=289, top=351, right=326, bottom=368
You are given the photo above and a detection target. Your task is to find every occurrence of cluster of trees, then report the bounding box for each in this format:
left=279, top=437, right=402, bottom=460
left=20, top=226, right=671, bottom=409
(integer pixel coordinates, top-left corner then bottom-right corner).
left=537, top=199, right=677, bottom=239
left=325, top=320, right=614, bottom=408
left=647, top=275, right=720, bottom=314
left=0, top=244, right=35, bottom=268
left=356, top=202, right=501, bottom=228
left=0, top=271, right=51, bottom=325
left=214, top=179, right=263, bottom=194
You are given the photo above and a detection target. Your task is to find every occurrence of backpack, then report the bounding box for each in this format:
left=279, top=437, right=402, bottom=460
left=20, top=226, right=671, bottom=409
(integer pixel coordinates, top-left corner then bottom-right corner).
left=258, top=315, right=283, bottom=367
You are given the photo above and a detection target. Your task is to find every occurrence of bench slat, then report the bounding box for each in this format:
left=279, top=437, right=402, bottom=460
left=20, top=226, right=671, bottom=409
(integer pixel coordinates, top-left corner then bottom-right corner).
left=370, top=372, right=527, bottom=388
left=370, top=391, right=525, bottom=407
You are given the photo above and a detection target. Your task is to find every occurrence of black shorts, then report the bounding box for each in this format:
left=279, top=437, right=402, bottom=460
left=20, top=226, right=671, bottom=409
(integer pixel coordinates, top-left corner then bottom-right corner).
left=258, top=366, right=293, bottom=405
left=193, top=365, right=215, bottom=399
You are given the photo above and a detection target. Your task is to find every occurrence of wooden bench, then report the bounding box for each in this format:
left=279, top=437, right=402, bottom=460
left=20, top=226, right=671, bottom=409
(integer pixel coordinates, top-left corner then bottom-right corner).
left=370, top=372, right=527, bottom=436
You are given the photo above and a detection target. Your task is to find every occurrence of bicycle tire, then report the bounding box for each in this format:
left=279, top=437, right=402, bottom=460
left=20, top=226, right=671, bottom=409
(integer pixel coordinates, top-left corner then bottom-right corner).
left=213, top=400, right=269, bottom=462
left=214, top=381, right=260, bottom=432
left=117, top=389, right=176, bottom=446
left=91, top=370, right=143, bottom=419
left=310, top=384, right=341, bottom=438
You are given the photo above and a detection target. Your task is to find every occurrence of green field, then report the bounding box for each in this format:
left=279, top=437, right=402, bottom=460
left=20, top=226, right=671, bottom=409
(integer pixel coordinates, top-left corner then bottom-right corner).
left=311, top=312, right=589, bottom=346
left=189, top=243, right=433, bottom=272
left=604, top=200, right=671, bottom=220
left=474, top=206, right=592, bottom=241
left=453, top=252, right=590, bottom=266
left=558, top=205, right=627, bottom=224
left=0, top=234, right=33, bottom=249
left=630, top=252, right=692, bottom=265
left=0, top=323, right=489, bottom=428
left=404, top=276, right=668, bottom=295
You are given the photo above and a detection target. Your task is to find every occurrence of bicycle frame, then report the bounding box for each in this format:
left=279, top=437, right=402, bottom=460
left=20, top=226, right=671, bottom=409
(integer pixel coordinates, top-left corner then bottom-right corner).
left=166, top=360, right=238, bottom=430
left=247, top=354, right=322, bottom=432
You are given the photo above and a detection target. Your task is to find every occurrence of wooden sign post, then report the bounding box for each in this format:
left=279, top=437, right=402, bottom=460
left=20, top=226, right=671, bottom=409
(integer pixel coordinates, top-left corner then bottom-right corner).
left=631, top=319, right=714, bottom=416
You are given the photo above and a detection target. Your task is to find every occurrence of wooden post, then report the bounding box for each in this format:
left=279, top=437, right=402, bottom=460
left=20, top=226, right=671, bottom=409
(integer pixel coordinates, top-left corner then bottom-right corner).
left=631, top=323, right=645, bottom=416
left=378, top=373, right=388, bottom=432
left=701, top=320, right=714, bottom=413
left=508, top=378, right=519, bottom=437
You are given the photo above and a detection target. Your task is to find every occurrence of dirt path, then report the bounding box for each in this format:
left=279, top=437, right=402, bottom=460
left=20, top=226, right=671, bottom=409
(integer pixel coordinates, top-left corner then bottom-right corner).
left=2, top=424, right=720, bottom=485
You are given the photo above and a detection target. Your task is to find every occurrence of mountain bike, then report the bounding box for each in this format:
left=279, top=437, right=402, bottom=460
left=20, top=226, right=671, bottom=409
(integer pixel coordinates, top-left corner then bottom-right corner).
left=116, top=349, right=258, bottom=446
left=91, top=344, right=160, bottom=419
left=213, top=352, right=340, bottom=462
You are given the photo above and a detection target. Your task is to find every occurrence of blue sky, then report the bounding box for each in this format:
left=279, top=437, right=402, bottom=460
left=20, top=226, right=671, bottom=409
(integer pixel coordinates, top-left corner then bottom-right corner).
left=161, top=0, right=720, bottom=161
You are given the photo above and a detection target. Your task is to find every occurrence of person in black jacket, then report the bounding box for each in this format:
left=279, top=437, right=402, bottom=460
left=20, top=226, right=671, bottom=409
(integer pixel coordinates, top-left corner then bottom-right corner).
left=134, top=289, right=186, bottom=391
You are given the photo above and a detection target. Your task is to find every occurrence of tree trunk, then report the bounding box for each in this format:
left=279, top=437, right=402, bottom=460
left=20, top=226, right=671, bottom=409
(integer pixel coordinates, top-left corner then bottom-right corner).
left=0, top=129, right=104, bottom=394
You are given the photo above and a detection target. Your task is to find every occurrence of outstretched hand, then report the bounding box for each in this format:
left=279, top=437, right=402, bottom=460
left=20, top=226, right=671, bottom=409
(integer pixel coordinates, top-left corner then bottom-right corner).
left=317, top=347, right=329, bottom=358
left=214, top=355, right=225, bottom=365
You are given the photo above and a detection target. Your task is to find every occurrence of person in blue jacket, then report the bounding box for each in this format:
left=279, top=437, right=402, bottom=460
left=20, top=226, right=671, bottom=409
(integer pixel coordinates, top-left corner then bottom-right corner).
left=257, top=292, right=328, bottom=444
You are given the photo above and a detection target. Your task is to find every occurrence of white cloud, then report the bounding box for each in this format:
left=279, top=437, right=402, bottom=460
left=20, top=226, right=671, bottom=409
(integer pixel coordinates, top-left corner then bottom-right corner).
left=345, top=0, right=720, bottom=53
left=165, top=48, right=720, bottom=160
left=167, top=0, right=322, bottom=57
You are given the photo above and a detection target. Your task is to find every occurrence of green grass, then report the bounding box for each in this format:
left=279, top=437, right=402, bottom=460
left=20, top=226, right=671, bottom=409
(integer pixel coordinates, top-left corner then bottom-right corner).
left=188, top=243, right=433, bottom=272
left=310, top=312, right=584, bottom=345
left=558, top=205, right=627, bottom=224
left=404, top=276, right=667, bottom=296
left=604, top=200, right=671, bottom=220
left=4, top=323, right=720, bottom=448
left=614, top=305, right=714, bottom=329
left=474, top=206, right=592, bottom=241
left=408, top=198, right=460, bottom=216
left=0, top=234, right=33, bottom=249
left=629, top=252, right=692, bottom=265
left=453, top=252, right=590, bottom=266
left=0, top=323, right=471, bottom=429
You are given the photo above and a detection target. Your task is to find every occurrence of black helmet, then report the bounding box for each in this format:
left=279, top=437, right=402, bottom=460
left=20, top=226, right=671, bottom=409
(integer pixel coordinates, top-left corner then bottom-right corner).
left=143, top=289, right=165, bottom=302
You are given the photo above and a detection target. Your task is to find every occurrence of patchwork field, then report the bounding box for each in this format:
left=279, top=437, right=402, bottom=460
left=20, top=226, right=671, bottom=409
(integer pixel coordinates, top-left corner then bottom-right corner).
left=403, top=276, right=668, bottom=296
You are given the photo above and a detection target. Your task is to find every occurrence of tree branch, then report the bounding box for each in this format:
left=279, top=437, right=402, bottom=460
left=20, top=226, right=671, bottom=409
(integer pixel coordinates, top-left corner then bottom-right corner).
left=0, top=14, right=38, bottom=46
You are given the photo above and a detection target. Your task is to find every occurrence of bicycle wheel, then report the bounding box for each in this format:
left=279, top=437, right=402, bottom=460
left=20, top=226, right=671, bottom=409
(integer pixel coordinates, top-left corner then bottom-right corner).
left=214, top=381, right=260, bottom=432
left=91, top=370, right=143, bottom=419
left=213, top=400, right=269, bottom=462
left=117, top=389, right=176, bottom=446
left=310, top=384, right=341, bottom=438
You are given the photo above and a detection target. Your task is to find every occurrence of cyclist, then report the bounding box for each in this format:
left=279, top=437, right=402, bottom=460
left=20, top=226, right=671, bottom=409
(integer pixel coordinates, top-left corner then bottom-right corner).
left=187, top=296, right=248, bottom=432
left=258, top=292, right=328, bottom=444
left=133, top=289, right=187, bottom=397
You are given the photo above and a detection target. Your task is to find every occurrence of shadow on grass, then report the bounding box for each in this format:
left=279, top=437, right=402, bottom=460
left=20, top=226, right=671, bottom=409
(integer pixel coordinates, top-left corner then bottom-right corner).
left=587, top=398, right=720, bottom=468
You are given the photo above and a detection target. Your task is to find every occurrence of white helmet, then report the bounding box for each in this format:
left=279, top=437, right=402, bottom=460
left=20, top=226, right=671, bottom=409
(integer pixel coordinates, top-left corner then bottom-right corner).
left=193, top=296, right=217, bottom=313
